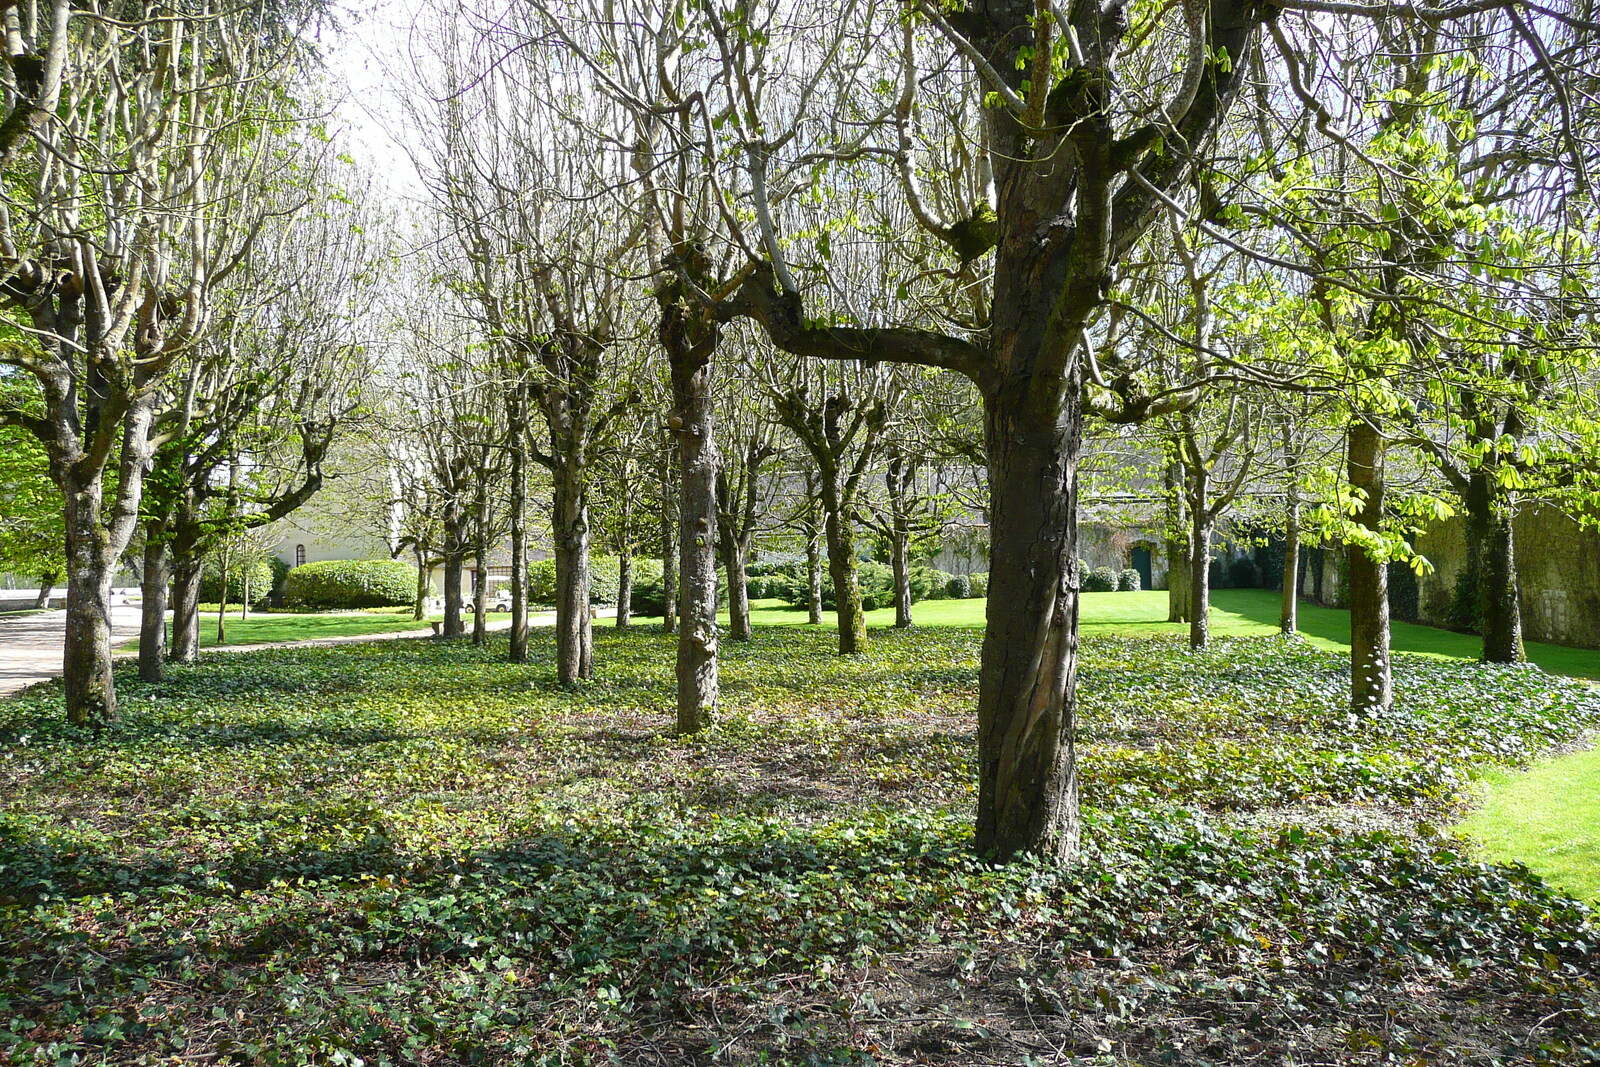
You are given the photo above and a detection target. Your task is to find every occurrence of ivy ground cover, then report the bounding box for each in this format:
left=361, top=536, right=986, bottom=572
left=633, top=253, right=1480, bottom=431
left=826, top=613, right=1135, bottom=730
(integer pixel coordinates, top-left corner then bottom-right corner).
left=3, top=628, right=1600, bottom=1064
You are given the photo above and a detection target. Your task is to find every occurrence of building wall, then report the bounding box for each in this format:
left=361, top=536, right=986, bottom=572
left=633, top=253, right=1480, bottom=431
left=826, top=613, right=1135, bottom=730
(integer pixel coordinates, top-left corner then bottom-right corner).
left=1414, top=506, right=1600, bottom=651
left=933, top=522, right=1173, bottom=589
left=1079, top=523, right=1171, bottom=588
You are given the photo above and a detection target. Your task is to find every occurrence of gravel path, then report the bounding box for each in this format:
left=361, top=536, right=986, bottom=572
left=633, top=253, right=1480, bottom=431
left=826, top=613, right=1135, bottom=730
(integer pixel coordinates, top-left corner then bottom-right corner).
left=0, top=605, right=145, bottom=699
left=0, top=609, right=563, bottom=698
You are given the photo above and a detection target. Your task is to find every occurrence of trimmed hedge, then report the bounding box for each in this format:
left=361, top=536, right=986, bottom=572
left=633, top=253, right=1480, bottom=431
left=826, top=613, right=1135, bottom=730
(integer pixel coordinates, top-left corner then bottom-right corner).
left=285, top=559, right=419, bottom=609
left=1117, top=567, right=1142, bottom=592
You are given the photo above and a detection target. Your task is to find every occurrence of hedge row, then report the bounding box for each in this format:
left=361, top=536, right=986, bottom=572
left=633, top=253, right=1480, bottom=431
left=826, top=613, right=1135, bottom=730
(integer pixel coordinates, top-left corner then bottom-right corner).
left=285, top=559, right=419, bottom=608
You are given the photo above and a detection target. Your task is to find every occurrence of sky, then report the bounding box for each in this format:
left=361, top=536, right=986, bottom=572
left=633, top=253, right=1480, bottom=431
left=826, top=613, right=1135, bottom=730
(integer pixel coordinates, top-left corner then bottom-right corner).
left=320, top=0, right=431, bottom=198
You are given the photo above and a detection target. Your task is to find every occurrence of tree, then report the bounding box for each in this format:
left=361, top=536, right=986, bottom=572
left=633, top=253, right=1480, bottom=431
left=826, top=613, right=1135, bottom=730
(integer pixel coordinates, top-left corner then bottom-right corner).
left=413, top=9, right=640, bottom=684
left=0, top=2, right=313, bottom=722
left=715, top=355, right=782, bottom=641
left=767, top=359, right=894, bottom=654
left=145, top=154, right=385, bottom=679
left=538, top=0, right=1595, bottom=858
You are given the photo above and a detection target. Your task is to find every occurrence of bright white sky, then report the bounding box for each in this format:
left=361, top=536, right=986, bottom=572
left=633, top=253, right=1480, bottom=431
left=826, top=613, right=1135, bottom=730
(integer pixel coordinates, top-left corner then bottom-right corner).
left=321, top=0, right=431, bottom=198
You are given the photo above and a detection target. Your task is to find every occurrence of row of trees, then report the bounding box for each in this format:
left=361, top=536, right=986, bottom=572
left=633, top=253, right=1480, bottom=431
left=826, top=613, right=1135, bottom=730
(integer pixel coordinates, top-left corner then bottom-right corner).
left=0, top=1, right=389, bottom=718
left=5, top=0, right=1598, bottom=869
left=379, top=0, right=1599, bottom=863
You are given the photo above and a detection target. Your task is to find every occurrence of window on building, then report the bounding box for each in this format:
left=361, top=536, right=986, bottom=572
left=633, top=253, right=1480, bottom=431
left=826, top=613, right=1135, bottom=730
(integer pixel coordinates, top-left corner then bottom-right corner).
left=295, top=544, right=306, bottom=567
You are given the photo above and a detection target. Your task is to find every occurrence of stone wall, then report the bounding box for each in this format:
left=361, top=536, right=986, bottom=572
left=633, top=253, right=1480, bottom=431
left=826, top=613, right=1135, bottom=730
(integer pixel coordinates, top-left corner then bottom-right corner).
left=1079, top=523, right=1170, bottom=588
left=1413, top=506, right=1600, bottom=651
left=930, top=522, right=1174, bottom=588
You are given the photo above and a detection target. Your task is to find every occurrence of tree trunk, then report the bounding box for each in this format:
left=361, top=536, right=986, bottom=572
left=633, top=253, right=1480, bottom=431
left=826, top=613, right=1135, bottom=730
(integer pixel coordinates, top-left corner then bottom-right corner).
left=61, top=482, right=118, bottom=726
left=823, top=498, right=867, bottom=654
left=722, top=536, right=751, bottom=641
left=660, top=437, right=679, bottom=635
left=1189, top=506, right=1213, bottom=651
left=1464, top=474, right=1525, bottom=664
left=890, top=526, right=913, bottom=629
left=507, top=398, right=530, bottom=663
left=169, top=544, right=204, bottom=664
left=806, top=524, right=824, bottom=625
left=442, top=488, right=466, bottom=637
left=1347, top=419, right=1392, bottom=713
left=669, top=342, right=719, bottom=733
left=616, top=547, right=633, bottom=628
left=138, top=536, right=169, bottom=683
left=1281, top=495, right=1300, bottom=635
left=442, top=551, right=465, bottom=638
left=975, top=401, right=1080, bottom=863
left=1167, top=537, right=1192, bottom=623
left=472, top=548, right=489, bottom=646
left=411, top=546, right=428, bottom=622
left=34, top=571, right=57, bottom=610
left=551, top=470, right=593, bottom=684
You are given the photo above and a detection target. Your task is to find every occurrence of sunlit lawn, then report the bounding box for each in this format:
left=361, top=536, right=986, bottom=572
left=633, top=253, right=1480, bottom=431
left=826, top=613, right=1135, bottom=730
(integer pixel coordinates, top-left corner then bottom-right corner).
left=627, top=587, right=1600, bottom=680
left=1459, top=749, right=1600, bottom=903
left=124, top=607, right=518, bottom=650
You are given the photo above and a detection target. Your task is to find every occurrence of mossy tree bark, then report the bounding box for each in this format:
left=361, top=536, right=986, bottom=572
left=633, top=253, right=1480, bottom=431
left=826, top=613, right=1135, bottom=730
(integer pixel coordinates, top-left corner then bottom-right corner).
left=139, top=533, right=170, bottom=683
left=1348, top=418, right=1393, bottom=713
left=1463, top=472, right=1526, bottom=664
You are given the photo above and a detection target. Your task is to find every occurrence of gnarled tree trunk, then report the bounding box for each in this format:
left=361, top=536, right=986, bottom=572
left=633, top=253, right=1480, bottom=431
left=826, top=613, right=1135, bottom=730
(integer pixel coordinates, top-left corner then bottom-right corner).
left=889, top=524, right=913, bottom=629
left=551, top=471, right=593, bottom=684
left=976, top=392, right=1081, bottom=863
left=823, top=498, right=866, bottom=653
left=662, top=266, right=720, bottom=732
left=169, top=544, right=204, bottom=665
left=61, top=475, right=119, bottom=724
left=1188, top=507, right=1213, bottom=651
left=442, top=551, right=466, bottom=638
left=721, top=536, right=750, bottom=641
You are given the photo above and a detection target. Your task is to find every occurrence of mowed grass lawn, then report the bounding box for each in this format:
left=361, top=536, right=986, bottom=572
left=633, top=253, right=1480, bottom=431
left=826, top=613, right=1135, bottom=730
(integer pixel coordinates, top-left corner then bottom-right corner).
left=1459, top=750, right=1600, bottom=904
left=659, top=587, right=1600, bottom=680
left=123, top=607, right=518, bottom=650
